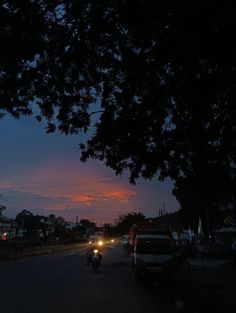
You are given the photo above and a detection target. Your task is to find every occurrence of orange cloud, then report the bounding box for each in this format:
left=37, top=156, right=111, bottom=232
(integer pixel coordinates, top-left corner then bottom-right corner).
left=71, top=194, right=94, bottom=202
left=71, top=189, right=136, bottom=204
left=102, top=190, right=136, bottom=202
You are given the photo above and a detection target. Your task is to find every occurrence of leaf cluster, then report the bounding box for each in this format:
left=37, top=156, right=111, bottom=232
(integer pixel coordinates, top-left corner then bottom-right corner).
left=1, top=1, right=236, bottom=209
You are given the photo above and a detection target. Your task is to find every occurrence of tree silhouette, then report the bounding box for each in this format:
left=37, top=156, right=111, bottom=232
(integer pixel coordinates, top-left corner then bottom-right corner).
left=1, top=1, right=235, bottom=218
left=115, top=212, right=146, bottom=234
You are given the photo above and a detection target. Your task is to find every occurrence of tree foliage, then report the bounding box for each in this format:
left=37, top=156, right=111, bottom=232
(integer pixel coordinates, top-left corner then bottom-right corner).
left=15, top=210, right=43, bottom=239
left=1, top=1, right=236, bottom=213
left=115, top=212, right=145, bottom=234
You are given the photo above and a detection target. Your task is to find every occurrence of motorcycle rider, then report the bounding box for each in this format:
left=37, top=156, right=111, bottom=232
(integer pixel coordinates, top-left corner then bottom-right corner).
left=123, top=240, right=131, bottom=256
left=86, top=246, right=93, bottom=266
left=87, top=244, right=102, bottom=266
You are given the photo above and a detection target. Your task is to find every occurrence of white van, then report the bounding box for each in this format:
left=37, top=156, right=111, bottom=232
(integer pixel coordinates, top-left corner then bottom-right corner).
left=133, top=233, right=175, bottom=281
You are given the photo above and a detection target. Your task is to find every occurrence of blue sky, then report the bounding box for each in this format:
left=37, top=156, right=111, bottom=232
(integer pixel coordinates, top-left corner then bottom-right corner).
left=0, top=114, right=179, bottom=224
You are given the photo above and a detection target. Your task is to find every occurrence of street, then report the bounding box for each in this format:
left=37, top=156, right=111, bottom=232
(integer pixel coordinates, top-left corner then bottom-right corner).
left=1, top=241, right=236, bottom=313
left=0, top=242, right=175, bottom=313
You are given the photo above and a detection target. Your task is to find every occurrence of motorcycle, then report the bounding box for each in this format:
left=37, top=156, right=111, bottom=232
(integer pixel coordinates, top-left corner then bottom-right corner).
left=90, top=249, right=102, bottom=272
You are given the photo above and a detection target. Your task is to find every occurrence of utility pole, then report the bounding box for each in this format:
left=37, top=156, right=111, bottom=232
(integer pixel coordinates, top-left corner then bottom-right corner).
left=163, top=202, right=166, bottom=215
left=206, top=206, right=210, bottom=242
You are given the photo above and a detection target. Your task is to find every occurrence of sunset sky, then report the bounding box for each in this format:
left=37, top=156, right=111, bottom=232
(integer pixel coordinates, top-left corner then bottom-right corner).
left=0, top=114, right=179, bottom=225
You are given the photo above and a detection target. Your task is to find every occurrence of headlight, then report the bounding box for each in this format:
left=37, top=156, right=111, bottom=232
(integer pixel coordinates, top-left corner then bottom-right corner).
left=98, top=240, right=103, bottom=246
left=110, top=239, right=114, bottom=243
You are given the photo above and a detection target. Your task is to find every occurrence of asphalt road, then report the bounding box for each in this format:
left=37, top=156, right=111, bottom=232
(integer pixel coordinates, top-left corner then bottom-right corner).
left=2, top=241, right=235, bottom=313
left=0, top=241, right=176, bottom=313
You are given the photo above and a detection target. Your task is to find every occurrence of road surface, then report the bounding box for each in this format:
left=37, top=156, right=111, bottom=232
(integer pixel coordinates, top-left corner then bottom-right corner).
left=0, top=241, right=176, bottom=313
left=2, top=241, right=235, bottom=313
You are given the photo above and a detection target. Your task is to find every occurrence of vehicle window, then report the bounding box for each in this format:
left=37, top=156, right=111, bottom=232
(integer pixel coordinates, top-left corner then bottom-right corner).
left=136, top=238, right=173, bottom=254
